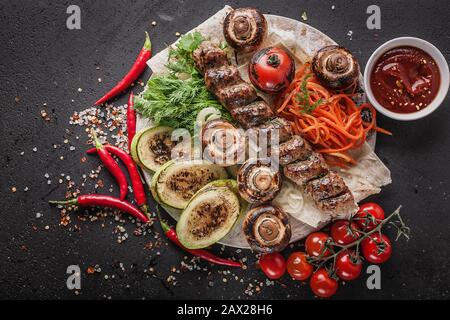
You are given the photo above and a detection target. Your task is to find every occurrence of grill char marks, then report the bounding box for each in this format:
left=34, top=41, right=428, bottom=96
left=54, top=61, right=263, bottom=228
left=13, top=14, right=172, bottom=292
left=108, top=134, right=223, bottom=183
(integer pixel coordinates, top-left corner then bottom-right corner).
left=192, top=41, right=357, bottom=216
left=255, top=117, right=293, bottom=143
left=231, top=100, right=274, bottom=129
left=216, top=82, right=258, bottom=109
left=305, top=171, right=349, bottom=203
left=278, top=135, right=313, bottom=165
left=317, top=191, right=356, bottom=215
left=205, top=65, right=242, bottom=92
left=283, top=153, right=329, bottom=186
left=193, top=41, right=229, bottom=73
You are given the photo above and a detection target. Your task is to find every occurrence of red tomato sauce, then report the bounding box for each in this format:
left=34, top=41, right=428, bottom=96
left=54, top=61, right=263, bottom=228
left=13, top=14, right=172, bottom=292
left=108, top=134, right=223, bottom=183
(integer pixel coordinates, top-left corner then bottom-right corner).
left=370, top=46, right=440, bottom=113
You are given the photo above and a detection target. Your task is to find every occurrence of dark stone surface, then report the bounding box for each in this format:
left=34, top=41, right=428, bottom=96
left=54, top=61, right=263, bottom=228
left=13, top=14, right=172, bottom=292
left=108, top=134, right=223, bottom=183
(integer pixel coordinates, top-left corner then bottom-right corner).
left=0, top=0, right=448, bottom=300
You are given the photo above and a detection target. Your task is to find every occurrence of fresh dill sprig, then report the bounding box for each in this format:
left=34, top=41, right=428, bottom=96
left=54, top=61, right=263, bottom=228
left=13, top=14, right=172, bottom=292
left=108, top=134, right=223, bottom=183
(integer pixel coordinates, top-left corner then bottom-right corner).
left=136, top=32, right=233, bottom=133
left=296, top=75, right=322, bottom=113
left=134, top=74, right=232, bottom=133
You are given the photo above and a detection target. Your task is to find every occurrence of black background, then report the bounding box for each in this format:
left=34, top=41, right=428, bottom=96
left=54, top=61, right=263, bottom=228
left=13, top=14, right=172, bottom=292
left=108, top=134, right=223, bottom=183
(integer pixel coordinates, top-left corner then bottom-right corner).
left=0, top=0, right=449, bottom=300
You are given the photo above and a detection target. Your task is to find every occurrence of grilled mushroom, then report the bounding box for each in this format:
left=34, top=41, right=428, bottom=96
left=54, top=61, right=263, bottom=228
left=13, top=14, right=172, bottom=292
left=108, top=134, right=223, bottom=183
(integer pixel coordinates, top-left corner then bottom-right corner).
left=223, top=7, right=267, bottom=53
left=312, top=45, right=360, bottom=91
left=243, top=204, right=291, bottom=253
left=237, top=158, right=281, bottom=203
left=202, top=119, right=245, bottom=166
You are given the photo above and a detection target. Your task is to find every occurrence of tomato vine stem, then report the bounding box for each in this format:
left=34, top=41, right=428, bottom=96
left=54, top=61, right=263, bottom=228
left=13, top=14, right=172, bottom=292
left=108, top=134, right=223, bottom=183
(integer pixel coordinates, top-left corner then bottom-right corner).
left=309, top=206, right=408, bottom=272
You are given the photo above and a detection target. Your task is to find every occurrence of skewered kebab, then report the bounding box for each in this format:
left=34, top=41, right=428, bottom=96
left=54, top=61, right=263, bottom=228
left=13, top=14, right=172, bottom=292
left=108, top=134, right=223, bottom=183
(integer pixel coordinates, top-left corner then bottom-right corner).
left=192, top=41, right=357, bottom=215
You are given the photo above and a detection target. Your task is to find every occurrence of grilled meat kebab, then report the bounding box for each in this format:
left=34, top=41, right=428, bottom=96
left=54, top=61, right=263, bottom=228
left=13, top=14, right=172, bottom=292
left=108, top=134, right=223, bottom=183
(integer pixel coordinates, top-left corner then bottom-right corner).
left=192, top=41, right=357, bottom=216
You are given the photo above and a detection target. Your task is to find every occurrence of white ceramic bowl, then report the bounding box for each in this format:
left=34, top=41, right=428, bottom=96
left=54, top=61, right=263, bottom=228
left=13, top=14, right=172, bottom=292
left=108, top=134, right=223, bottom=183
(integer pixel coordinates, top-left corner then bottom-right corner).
left=364, top=37, right=449, bottom=121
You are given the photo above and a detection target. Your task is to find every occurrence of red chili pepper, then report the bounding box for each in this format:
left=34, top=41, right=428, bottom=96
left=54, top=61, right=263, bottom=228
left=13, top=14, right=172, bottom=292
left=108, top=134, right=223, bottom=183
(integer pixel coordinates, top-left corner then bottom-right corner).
left=91, top=130, right=128, bottom=200
left=158, top=214, right=241, bottom=268
left=49, top=194, right=149, bottom=223
left=127, top=92, right=136, bottom=152
left=86, top=144, right=149, bottom=217
left=95, top=32, right=152, bottom=105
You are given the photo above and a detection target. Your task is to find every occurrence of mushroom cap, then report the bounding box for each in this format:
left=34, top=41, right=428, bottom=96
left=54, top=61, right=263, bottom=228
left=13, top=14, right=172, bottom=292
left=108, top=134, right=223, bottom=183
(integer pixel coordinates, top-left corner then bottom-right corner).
left=312, top=45, right=360, bottom=91
left=223, top=7, right=268, bottom=53
left=237, top=158, right=282, bottom=204
left=243, top=204, right=291, bottom=253
left=202, top=119, right=245, bottom=166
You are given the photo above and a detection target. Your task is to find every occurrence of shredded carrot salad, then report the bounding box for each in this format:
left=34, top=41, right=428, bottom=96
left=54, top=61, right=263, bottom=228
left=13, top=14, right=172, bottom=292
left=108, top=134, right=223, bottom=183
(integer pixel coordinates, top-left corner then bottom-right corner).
left=277, top=63, right=391, bottom=166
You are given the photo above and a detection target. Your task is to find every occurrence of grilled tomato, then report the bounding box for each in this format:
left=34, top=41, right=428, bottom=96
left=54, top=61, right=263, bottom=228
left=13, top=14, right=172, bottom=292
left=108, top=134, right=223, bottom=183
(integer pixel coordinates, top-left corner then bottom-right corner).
left=249, top=46, right=295, bottom=94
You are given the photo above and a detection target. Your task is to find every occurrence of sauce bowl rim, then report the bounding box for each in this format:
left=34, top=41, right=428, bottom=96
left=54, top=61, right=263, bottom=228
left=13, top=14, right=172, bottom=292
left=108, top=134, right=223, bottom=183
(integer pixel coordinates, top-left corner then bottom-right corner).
left=364, top=37, right=449, bottom=121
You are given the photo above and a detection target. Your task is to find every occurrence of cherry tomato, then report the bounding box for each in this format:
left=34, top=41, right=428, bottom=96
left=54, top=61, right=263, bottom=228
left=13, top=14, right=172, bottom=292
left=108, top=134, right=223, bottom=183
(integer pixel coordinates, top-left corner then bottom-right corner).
left=335, top=250, right=363, bottom=281
left=249, top=46, right=295, bottom=94
left=355, top=203, right=385, bottom=231
left=331, top=220, right=360, bottom=245
left=310, top=268, right=338, bottom=298
left=258, top=252, right=286, bottom=280
left=305, top=232, right=332, bottom=257
left=287, top=252, right=313, bottom=281
left=361, top=233, right=392, bottom=264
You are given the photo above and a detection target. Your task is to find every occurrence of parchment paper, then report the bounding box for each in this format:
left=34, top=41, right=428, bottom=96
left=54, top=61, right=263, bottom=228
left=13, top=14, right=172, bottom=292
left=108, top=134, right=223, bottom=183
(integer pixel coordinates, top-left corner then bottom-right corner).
left=137, top=6, right=391, bottom=249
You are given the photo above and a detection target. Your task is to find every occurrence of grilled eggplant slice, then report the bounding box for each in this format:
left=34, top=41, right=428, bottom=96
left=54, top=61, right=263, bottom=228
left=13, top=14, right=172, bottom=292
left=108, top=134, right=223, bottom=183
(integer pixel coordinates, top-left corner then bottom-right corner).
left=150, top=160, right=228, bottom=209
left=243, top=204, right=291, bottom=253
left=237, top=158, right=281, bottom=204
left=131, top=126, right=179, bottom=172
left=176, top=179, right=240, bottom=249
left=283, top=153, right=329, bottom=186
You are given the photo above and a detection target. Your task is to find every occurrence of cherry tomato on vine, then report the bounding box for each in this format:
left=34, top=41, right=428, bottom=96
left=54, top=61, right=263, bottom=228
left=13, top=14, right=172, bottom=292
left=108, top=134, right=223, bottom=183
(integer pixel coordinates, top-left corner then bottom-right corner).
left=305, top=232, right=332, bottom=257
left=335, top=250, right=363, bottom=281
left=258, top=252, right=286, bottom=280
left=361, top=233, right=392, bottom=264
left=310, top=268, right=338, bottom=298
left=331, top=220, right=360, bottom=245
left=287, top=252, right=313, bottom=281
left=355, top=202, right=385, bottom=231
